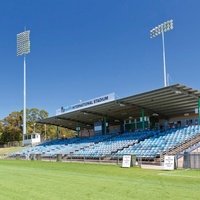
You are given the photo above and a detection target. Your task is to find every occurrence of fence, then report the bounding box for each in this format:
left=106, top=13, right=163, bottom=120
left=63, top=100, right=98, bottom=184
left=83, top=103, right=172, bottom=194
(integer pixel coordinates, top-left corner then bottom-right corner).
left=0, top=141, right=22, bottom=148
left=176, top=152, right=200, bottom=169
left=5, top=153, right=161, bottom=166
left=5, top=152, right=200, bottom=168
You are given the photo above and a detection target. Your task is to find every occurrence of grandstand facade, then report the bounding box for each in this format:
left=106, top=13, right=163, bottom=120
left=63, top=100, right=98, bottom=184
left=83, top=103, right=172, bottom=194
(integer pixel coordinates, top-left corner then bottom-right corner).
left=11, top=84, right=200, bottom=167
left=39, top=84, right=200, bottom=136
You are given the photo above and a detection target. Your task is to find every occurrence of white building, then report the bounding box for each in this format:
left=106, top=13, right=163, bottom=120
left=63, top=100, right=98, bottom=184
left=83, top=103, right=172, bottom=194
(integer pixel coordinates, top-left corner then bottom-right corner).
left=23, top=133, right=41, bottom=146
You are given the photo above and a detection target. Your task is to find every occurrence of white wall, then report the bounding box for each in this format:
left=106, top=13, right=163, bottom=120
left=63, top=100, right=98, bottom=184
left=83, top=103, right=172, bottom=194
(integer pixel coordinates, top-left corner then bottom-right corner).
left=23, top=133, right=41, bottom=146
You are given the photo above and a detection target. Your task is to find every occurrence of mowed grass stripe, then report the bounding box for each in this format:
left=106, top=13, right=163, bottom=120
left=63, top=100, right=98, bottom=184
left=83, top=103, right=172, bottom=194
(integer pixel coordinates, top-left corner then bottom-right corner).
left=0, top=160, right=199, bottom=200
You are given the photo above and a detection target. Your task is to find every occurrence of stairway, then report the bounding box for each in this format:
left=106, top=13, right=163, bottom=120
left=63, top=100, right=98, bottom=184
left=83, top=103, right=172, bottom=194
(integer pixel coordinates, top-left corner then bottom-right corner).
left=160, top=132, right=200, bottom=161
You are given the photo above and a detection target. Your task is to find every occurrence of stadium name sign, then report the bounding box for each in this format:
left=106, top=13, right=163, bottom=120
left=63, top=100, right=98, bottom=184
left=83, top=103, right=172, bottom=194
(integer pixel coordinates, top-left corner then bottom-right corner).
left=56, top=93, right=115, bottom=115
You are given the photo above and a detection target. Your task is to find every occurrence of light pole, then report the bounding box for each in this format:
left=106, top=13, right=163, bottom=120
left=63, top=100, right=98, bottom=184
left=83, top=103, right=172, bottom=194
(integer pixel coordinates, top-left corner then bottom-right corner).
left=17, top=30, right=31, bottom=144
left=150, top=20, right=173, bottom=87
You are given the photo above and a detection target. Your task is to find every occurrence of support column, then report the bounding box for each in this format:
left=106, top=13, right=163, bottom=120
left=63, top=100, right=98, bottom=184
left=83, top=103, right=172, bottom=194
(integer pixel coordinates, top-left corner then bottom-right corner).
left=76, top=126, right=80, bottom=137
left=102, top=117, right=107, bottom=135
left=120, top=121, right=124, bottom=134
left=141, top=109, right=145, bottom=130
left=56, top=126, right=59, bottom=139
left=135, top=119, right=137, bottom=130
left=198, top=98, right=200, bottom=125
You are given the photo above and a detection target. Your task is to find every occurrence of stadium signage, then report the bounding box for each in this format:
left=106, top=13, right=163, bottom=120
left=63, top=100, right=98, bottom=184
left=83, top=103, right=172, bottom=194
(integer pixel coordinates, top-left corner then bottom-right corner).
left=122, top=155, right=131, bottom=168
left=164, top=155, right=175, bottom=170
left=56, top=93, right=115, bottom=115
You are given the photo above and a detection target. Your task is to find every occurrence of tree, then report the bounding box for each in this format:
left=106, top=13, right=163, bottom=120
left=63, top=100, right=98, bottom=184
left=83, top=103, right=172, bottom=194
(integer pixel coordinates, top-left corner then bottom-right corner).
left=0, top=111, right=22, bottom=143
left=26, top=108, right=48, bottom=134
left=0, top=109, right=48, bottom=143
left=27, top=108, right=48, bottom=122
left=0, top=108, right=75, bottom=144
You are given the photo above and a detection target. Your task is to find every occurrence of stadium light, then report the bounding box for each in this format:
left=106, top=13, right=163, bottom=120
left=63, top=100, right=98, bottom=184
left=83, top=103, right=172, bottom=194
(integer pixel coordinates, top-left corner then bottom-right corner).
left=150, top=20, right=173, bottom=87
left=17, top=30, right=30, bottom=144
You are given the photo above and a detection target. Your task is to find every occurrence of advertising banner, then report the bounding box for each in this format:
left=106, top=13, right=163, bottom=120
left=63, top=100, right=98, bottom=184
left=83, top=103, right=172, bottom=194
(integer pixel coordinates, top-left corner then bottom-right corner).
left=164, top=155, right=175, bottom=170
left=122, top=155, right=131, bottom=168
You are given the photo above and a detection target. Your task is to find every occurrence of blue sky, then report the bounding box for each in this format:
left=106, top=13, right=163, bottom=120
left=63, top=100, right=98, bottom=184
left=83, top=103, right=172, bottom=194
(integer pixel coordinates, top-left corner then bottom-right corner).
left=0, top=0, right=200, bottom=119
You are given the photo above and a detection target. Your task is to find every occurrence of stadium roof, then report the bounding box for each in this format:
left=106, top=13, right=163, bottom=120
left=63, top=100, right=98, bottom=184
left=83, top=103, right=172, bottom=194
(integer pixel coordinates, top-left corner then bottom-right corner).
left=38, top=84, right=200, bottom=130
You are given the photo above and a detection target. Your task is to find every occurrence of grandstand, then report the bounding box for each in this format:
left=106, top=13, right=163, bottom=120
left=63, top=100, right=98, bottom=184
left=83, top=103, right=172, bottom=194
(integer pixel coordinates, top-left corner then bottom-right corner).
left=10, top=84, right=200, bottom=167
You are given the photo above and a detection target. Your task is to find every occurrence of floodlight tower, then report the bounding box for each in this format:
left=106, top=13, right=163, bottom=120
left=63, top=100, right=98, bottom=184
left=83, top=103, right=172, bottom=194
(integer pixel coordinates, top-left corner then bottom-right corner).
left=17, top=30, right=30, bottom=143
left=150, top=20, right=173, bottom=87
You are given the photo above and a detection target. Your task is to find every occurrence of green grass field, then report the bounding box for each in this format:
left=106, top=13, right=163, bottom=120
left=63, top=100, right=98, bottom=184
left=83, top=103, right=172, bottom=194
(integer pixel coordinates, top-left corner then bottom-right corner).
left=0, top=160, right=199, bottom=200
